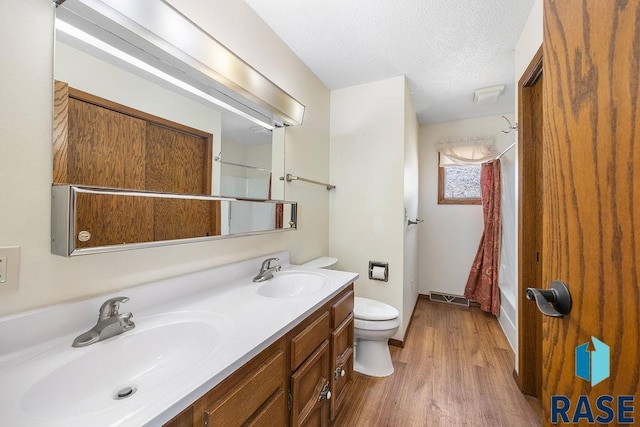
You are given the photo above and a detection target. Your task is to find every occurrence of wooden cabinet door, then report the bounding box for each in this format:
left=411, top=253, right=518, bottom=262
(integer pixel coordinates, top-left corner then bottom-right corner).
left=291, top=340, right=330, bottom=427
left=330, top=314, right=353, bottom=420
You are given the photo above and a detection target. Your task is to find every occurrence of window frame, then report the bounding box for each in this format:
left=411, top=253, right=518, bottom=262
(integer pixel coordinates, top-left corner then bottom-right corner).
left=437, top=154, right=482, bottom=205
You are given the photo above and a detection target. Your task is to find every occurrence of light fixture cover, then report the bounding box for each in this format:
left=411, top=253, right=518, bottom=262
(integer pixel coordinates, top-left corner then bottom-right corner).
left=473, top=85, right=505, bottom=104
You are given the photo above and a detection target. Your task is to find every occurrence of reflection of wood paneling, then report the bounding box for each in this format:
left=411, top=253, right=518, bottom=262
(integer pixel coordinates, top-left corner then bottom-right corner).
left=53, top=82, right=69, bottom=183
left=145, top=123, right=211, bottom=194
left=68, top=97, right=146, bottom=189
left=154, top=198, right=221, bottom=241
left=275, top=203, right=283, bottom=229
left=56, top=85, right=212, bottom=193
left=75, top=192, right=154, bottom=248
left=54, top=82, right=220, bottom=247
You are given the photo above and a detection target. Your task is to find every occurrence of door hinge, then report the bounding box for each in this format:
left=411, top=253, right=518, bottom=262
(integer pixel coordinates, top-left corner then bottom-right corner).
left=287, top=392, right=292, bottom=411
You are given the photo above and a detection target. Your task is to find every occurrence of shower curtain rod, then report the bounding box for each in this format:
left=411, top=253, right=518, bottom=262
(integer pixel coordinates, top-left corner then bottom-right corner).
left=214, top=156, right=272, bottom=173
left=495, top=142, right=516, bottom=160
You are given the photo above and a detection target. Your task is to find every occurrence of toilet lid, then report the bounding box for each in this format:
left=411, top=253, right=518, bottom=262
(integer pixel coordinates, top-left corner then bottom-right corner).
left=301, top=257, right=338, bottom=269
left=354, top=297, right=399, bottom=321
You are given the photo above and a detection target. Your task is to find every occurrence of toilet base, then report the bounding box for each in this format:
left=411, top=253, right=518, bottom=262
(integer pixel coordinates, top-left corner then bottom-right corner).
left=353, top=338, right=394, bottom=377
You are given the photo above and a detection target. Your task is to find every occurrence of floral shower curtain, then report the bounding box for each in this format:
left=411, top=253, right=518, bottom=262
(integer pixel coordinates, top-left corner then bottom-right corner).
left=464, top=159, right=502, bottom=316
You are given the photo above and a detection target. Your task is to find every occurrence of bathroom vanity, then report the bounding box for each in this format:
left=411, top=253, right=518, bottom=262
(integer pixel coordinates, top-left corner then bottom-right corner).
left=0, top=253, right=357, bottom=426
left=165, top=286, right=354, bottom=426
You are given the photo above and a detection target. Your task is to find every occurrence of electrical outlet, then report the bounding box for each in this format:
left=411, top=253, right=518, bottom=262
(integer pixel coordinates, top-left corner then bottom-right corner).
left=0, top=246, right=20, bottom=291
left=0, top=257, right=6, bottom=283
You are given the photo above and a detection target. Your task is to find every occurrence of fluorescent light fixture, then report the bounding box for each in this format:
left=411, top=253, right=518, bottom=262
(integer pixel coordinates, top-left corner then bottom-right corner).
left=473, top=85, right=505, bottom=104
left=56, top=19, right=275, bottom=130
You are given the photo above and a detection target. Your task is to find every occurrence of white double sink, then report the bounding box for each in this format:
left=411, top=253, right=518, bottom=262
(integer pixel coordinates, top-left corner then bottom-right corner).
left=0, top=253, right=354, bottom=426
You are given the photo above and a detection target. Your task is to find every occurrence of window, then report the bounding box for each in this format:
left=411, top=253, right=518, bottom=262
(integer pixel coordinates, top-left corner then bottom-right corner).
left=438, top=155, right=481, bottom=205
left=436, top=136, right=496, bottom=205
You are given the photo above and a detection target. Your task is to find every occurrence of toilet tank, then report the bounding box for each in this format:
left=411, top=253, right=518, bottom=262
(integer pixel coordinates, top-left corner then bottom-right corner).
left=301, top=256, right=338, bottom=270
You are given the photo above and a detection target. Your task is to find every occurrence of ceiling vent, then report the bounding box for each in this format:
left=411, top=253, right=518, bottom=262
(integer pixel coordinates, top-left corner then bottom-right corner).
left=473, top=85, right=505, bottom=104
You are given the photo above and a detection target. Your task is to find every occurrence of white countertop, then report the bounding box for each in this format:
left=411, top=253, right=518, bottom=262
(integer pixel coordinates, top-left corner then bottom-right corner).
left=0, top=252, right=358, bottom=426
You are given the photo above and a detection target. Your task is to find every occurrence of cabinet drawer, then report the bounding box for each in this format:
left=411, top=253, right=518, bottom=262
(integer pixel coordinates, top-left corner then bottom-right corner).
left=291, top=311, right=330, bottom=370
left=204, top=349, right=285, bottom=426
left=331, top=289, right=354, bottom=328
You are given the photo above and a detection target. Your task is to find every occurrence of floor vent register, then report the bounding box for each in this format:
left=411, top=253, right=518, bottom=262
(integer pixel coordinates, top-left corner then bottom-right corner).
left=429, top=292, right=470, bottom=307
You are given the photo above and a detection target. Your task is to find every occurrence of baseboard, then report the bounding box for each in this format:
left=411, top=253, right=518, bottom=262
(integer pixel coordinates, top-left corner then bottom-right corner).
left=389, top=294, right=422, bottom=348
left=498, top=303, right=517, bottom=353
left=389, top=338, right=403, bottom=348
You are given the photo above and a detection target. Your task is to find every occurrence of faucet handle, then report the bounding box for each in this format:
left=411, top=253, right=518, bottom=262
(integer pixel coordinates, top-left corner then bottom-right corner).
left=119, top=312, right=135, bottom=331
left=261, top=257, right=279, bottom=270
left=99, top=296, right=130, bottom=317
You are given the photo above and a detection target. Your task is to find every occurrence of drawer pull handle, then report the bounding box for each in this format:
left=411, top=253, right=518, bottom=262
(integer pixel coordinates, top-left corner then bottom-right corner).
left=318, top=382, right=331, bottom=401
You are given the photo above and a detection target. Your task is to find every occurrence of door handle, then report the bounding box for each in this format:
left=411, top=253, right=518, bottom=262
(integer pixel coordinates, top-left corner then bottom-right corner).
left=526, top=280, right=572, bottom=317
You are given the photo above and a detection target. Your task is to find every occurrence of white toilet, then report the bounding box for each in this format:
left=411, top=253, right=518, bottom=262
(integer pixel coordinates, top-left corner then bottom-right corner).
left=353, top=297, right=400, bottom=377
left=301, top=257, right=400, bottom=377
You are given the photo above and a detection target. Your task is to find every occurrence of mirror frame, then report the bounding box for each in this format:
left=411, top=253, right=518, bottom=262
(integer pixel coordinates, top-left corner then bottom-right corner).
left=51, top=185, right=298, bottom=256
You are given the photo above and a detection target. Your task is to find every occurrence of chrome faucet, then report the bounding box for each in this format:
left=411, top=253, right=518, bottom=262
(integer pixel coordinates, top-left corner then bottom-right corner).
left=253, top=257, right=281, bottom=282
left=72, top=296, right=135, bottom=347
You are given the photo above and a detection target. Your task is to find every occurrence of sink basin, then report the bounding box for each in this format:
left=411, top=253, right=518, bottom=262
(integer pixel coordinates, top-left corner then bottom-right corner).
left=0, top=311, right=230, bottom=426
left=256, top=270, right=328, bottom=298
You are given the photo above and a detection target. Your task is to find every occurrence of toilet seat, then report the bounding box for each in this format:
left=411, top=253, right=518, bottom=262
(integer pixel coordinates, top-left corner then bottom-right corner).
left=354, top=297, right=399, bottom=321
left=354, top=317, right=400, bottom=331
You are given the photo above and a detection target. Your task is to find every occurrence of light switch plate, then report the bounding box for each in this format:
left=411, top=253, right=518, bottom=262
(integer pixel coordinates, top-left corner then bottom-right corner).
left=0, top=246, right=20, bottom=291
left=0, top=257, right=6, bottom=283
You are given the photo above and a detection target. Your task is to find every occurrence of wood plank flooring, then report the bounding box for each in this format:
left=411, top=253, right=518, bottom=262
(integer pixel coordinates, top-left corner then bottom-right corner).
left=333, top=298, right=541, bottom=427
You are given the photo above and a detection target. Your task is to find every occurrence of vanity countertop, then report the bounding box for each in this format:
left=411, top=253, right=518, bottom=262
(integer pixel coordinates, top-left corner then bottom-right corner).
left=0, top=252, right=358, bottom=426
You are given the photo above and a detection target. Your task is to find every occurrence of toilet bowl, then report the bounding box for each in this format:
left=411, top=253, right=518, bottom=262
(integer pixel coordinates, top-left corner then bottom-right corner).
left=353, top=297, right=400, bottom=377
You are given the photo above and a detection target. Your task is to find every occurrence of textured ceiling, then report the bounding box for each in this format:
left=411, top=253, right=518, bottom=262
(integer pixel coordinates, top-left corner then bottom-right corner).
left=243, top=0, right=535, bottom=124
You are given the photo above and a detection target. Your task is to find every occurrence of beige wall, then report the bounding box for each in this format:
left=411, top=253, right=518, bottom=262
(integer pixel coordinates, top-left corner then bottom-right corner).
left=0, top=0, right=330, bottom=316
left=329, top=75, right=416, bottom=340
left=418, top=115, right=514, bottom=298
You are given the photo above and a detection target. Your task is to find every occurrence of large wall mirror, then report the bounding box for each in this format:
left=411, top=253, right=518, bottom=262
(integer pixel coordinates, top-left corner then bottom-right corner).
left=51, top=0, right=303, bottom=255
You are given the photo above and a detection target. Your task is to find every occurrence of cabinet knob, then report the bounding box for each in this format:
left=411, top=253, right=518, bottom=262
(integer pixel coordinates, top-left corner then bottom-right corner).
left=317, top=382, right=331, bottom=401
left=334, top=366, right=346, bottom=381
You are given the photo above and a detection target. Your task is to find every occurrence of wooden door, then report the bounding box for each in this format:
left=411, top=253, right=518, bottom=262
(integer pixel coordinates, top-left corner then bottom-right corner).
left=541, top=1, right=639, bottom=424
left=291, top=340, right=330, bottom=426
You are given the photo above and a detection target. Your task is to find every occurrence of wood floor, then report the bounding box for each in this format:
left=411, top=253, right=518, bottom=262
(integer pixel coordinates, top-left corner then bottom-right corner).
left=333, top=298, right=541, bottom=427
